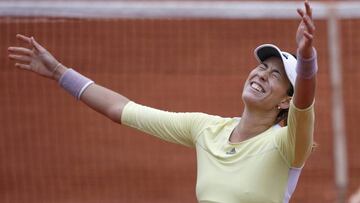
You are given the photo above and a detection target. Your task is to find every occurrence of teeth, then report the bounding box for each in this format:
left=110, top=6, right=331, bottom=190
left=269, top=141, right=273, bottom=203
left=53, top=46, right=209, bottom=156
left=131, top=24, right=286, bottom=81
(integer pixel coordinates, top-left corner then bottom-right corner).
left=251, top=82, right=264, bottom=93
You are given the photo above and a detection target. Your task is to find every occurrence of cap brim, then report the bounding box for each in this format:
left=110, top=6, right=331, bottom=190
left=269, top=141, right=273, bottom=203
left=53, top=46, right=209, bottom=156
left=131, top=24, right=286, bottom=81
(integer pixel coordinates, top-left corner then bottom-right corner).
left=255, top=44, right=283, bottom=63
left=254, top=44, right=297, bottom=88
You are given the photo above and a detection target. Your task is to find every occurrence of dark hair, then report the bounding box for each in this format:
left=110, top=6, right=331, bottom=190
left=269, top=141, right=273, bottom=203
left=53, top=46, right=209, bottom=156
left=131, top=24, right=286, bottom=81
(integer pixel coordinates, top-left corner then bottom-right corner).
left=274, top=52, right=296, bottom=126
left=274, top=84, right=294, bottom=126
left=275, top=53, right=318, bottom=150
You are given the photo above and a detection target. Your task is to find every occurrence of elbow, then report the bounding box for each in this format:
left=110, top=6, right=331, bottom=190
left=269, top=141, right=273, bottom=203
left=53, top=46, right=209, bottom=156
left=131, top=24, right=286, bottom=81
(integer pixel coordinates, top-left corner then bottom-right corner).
left=106, top=104, right=124, bottom=124
left=105, top=99, right=130, bottom=124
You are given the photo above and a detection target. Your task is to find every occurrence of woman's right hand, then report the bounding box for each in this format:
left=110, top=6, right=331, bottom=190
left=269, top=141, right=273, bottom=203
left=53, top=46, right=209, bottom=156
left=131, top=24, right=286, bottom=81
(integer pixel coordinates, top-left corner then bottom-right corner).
left=8, top=34, right=66, bottom=81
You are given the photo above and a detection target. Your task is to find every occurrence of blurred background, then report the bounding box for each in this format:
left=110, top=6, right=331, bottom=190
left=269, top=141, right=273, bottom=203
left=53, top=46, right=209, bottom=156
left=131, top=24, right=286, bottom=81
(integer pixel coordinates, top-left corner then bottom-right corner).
left=0, top=0, right=359, bottom=202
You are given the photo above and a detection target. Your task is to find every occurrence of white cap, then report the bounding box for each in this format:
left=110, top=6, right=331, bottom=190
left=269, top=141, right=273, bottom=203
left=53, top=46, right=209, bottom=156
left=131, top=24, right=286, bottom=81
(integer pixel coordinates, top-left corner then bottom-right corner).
left=254, top=44, right=297, bottom=88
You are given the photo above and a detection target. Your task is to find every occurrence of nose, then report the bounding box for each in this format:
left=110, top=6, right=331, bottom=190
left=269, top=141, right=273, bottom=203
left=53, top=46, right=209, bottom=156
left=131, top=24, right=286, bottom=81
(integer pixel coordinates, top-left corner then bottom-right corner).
left=258, top=69, right=269, bottom=82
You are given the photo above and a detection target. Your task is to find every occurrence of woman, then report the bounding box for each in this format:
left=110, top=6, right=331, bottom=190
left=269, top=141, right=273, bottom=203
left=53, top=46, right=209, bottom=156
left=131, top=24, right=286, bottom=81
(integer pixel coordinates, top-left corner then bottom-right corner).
left=7, top=0, right=317, bottom=202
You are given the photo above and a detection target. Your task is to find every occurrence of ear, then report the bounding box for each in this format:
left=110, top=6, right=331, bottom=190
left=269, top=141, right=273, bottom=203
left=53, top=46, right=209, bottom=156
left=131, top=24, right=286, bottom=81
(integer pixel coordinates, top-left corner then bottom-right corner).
left=278, top=96, right=291, bottom=110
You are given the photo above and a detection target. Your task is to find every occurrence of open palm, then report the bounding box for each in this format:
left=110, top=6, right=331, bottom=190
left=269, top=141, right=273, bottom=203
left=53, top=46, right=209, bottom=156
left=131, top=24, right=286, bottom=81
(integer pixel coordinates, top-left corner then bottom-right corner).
left=8, top=34, right=60, bottom=79
left=296, top=0, right=315, bottom=58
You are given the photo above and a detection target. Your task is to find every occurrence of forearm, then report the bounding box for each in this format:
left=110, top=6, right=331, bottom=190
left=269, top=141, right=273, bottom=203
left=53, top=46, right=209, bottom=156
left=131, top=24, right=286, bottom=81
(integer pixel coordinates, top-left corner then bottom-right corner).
left=54, top=64, right=130, bottom=123
left=80, top=84, right=130, bottom=123
left=293, top=48, right=317, bottom=109
left=293, top=76, right=316, bottom=109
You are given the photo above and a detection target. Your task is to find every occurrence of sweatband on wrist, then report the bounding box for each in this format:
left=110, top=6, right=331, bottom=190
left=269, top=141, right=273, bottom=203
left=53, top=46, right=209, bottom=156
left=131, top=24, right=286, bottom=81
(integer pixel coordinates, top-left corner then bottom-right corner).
left=296, top=48, right=318, bottom=79
left=59, top=69, right=94, bottom=100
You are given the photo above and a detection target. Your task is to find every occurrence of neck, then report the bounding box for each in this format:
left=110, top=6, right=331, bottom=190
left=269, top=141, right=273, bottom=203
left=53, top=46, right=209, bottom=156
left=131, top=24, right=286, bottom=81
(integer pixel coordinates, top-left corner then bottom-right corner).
left=230, top=106, right=278, bottom=143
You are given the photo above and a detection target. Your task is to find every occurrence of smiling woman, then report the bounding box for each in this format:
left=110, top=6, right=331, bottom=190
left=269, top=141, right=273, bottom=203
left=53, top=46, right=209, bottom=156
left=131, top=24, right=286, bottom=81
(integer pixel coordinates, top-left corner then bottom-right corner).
left=7, top=0, right=317, bottom=202
left=249, top=44, right=298, bottom=127
left=243, top=56, right=292, bottom=123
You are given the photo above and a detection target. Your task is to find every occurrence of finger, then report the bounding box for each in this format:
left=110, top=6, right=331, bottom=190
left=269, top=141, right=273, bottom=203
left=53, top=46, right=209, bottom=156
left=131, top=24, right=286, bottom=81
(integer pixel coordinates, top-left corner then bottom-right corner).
left=8, top=54, right=31, bottom=63
left=30, top=37, right=45, bottom=52
left=303, top=15, right=315, bottom=34
left=297, top=8, right=305, bottom=18
left=303, top=31, right=314, bottom=48
left=8, top=47, right=33, bottom=56
left=16, top=34, right=31, bottom=44
left=15, top=63, right=32, bottom=71
left=304, top=31, right=314, bottom=41
left=305, top=0, right=313, bottom=19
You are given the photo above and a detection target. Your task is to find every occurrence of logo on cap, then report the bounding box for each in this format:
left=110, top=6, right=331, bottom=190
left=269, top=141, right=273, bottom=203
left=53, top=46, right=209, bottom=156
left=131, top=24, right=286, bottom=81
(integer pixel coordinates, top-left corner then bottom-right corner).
left=282, top=53, right=288, bottom=59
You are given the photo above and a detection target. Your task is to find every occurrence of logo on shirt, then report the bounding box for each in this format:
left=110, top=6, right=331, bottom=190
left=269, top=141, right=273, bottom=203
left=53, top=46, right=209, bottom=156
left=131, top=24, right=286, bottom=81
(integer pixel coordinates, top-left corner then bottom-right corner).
left=226, top=147, right=236, bottom=155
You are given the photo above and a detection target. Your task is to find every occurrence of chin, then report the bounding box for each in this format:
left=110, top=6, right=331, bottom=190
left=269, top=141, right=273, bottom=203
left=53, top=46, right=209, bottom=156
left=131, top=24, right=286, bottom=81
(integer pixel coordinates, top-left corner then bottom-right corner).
left=241, top=90, right=265, bottom=108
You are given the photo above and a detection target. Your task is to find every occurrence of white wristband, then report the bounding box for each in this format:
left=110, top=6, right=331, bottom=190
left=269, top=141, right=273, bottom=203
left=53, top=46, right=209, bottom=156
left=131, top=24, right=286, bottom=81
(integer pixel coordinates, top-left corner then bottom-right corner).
left=59, top=69, right=94, bottom=100
left=296, top=48, right=318, bottom=79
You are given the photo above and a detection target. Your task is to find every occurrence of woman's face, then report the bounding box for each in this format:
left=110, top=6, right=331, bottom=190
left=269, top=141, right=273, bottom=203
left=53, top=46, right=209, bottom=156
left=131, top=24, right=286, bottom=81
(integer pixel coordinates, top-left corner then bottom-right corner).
left=242, top=57, right=291, bottom=111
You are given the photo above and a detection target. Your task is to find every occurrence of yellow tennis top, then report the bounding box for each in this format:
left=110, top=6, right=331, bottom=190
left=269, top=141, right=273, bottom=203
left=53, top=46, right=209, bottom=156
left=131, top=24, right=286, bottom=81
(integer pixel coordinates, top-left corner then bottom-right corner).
left=121, top=100, right=314, bottom=203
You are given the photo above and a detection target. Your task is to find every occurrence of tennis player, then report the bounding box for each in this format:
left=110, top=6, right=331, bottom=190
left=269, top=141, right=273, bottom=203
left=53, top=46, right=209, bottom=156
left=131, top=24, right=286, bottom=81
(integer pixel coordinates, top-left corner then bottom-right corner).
left=8, top=0, right=317, bottom=202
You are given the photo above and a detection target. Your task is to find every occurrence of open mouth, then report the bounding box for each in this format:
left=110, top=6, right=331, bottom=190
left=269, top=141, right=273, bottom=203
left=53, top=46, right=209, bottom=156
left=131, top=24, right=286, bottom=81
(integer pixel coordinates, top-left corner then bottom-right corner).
left=250, top=81, right=265, bottom=93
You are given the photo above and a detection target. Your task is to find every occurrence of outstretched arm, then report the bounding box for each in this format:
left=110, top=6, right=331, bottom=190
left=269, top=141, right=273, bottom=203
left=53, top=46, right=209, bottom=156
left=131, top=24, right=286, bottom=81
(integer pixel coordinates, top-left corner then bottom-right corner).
left=286, top=0, right=317, bottom=167
left=293, top=0, right=317, bottom=109
left=8, top=34, right=130, bottom=123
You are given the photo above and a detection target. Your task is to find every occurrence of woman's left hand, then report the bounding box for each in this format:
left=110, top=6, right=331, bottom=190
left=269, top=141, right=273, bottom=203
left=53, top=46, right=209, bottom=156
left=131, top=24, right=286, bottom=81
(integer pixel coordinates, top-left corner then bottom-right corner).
left=296, top=0, right=315, bottom=58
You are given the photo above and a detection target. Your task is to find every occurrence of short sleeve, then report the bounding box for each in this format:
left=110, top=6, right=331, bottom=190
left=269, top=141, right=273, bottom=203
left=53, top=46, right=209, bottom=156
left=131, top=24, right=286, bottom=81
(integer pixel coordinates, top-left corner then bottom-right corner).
left=274, top=100, right=315, bottom=167
left=121, top=101, right=216, bottom=148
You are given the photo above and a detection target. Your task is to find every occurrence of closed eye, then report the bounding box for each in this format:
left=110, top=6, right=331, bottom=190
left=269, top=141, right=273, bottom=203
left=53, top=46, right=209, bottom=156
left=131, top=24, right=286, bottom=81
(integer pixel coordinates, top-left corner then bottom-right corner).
left=272, top=70, right=281, bottom=78
left=259, top=63, right=268, bottom=70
